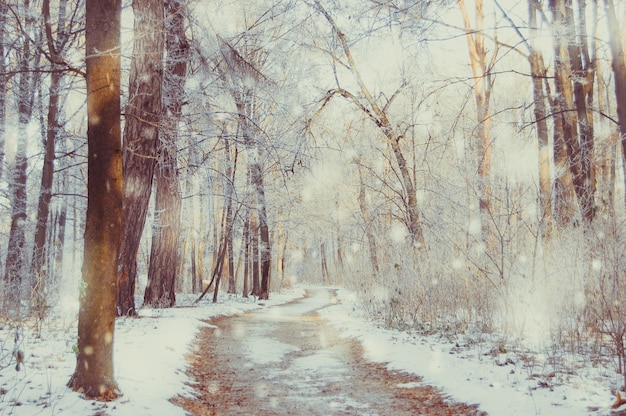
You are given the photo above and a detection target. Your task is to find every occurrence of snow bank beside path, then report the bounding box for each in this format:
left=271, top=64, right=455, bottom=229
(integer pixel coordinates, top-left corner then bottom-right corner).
left=0, top=287, right=305, bottom=416
left=320, top=288, right=617, bottom=416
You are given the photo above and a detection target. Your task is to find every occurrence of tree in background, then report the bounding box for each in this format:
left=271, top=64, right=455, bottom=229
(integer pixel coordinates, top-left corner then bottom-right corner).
left=144, top=0, right=189, bottom=308
left=117, top=0, right=164, bottom=316
left=4, top=0, right=35, bottom=313
left=68, top=0, right=123, bottom=399
left=31, top=0, right=78, bottom=313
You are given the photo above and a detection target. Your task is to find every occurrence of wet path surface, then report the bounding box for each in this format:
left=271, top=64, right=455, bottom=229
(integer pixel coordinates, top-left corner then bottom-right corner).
left=173, top=288, right=485, bottom=415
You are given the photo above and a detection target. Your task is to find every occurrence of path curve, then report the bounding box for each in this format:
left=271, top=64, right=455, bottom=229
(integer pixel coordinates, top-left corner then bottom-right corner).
left=173, top=288, right=485, bottom=415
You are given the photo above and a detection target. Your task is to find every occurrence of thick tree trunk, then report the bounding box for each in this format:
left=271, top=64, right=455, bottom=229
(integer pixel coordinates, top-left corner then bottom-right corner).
left=143, top=152, right=180, bottom=307
left=68, top=0, right=122, bottom=399
left=117, top=0, right=164, bottom=316
left=565, top=0, right=596, bottom=222
left=144, top=0, right=188, bottom=308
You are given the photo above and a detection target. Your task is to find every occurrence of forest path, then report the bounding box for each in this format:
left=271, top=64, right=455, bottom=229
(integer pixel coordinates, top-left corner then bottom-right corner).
left=172, top=288, right=485, bottom=415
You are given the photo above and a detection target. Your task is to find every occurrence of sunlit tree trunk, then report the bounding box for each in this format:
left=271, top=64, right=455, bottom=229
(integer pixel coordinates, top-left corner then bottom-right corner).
left=594, top=39, right=617, bottom=214
left=117, top=0, right=164, bottom=316
left=459, top=0, right=494, bottom=245
left=603, top=0, right=626, bottom=203
left=68, top=0, right=123, bottom=399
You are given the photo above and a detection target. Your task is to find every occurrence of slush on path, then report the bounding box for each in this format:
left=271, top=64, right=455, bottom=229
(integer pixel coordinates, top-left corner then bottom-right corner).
left=173, top=288, right=484, bottom=415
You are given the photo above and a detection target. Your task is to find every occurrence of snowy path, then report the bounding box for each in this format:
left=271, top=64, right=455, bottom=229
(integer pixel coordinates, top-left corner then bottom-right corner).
left=173, top=288, right=483, bottom=415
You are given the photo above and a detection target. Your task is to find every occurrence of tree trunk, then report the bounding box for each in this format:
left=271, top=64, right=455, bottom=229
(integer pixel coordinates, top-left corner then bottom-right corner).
left=320, top=242, right=329, bottom=284
left=528, top=0, right=553, bottom=234
left=0, top=2, right=7, bottom=183
left=550, top=0, right=585, bottom=223
left=68, top=0, right=122, bottom=399
left=357, top=166, right=380, bottom=274
left=5, top=1, right=34, bottom=313
left=224, top=138, right=237, bottom=294
left=565, top=0, right=596, bottom=222
left=144, top=0, right=188, bottom=308
left=251, top=212, right=260, bottom=297
left=117, top=0, right=164, bottom=316
left=31, top=0, right=69, bottom=307
left=242, top=212, right=250, bottom=298
left=603, top=0, right=626, bottom=200
left=252, top=160, right=271, bottom=300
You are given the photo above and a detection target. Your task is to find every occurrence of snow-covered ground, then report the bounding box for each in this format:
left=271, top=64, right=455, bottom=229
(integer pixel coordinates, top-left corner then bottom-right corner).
left=321, top=289, right=620, bottom=416
left=0, top=285, right=620, bottom=415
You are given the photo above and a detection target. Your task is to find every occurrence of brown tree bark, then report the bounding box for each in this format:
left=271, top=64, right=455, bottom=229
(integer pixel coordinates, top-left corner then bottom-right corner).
left=67, top=0, right=122, bottom=399
left=550, top=0, right=585, bottom=224
left=117, top=0, right=164, bottom=316
left=603, top=0, right=626, bottom=202
left=144, top=0, right=188, bottom=308
left=528, top=0, right=553, bottom=233
left=251, top=212, right=260, bottom=297
left=253, top=160, right=271, bottom=300
left=565, top=0, right=596, bottom=222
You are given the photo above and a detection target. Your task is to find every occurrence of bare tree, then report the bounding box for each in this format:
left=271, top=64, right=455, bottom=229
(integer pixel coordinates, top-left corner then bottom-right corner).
left=117, top=0, right=164, bottom=316
left=31, top=0, right=77, bottom=311
left=144, top=0, right=189, bottom=308
left=4, top=0, right=35, bottom=312
left=311, top=0, right=425, bottom=248
left=458, top=0, right=495, bottom=245
left=68, top=0, right=123, bottom=399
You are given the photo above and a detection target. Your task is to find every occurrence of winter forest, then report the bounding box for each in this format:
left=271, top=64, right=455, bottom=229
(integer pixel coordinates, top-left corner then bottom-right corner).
left=2, top=0, right=626, bottom=412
